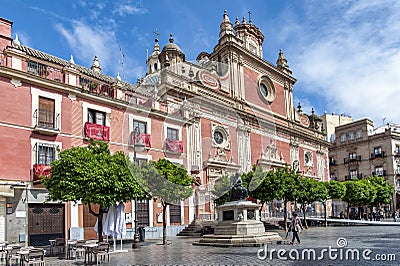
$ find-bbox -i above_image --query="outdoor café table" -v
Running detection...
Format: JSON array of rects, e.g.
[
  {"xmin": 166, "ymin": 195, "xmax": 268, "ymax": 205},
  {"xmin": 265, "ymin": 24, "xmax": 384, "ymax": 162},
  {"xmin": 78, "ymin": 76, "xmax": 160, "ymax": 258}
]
[
  {"xmin": 16, "ymin": 248, "xmax": 30, "ymax": 266},
  {"xmin": 18, "ymin": 247, "xmax": 45, "ymax": 266},
  {"xmin": 66, "ymin": 240, "xmax": 77, "ymax": 260},
  {"xmin": 83, "ymin": 243, "xmax": 98, "ymax": 264}
]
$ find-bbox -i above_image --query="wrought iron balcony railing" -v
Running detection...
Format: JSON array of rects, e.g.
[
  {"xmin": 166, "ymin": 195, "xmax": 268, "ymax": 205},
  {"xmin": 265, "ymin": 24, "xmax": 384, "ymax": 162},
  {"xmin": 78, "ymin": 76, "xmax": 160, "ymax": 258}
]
[{"xmin": 33, "ymin": 109, "xmax": 60, "ymax": 132}]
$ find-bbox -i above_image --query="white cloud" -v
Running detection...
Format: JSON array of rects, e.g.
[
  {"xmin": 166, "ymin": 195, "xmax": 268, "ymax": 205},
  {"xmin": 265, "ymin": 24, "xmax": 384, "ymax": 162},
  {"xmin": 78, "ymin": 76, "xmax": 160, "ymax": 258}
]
[
  {"xmin": 113, "ymin": 2, "xmax": 148, "ymax": 16},
  {"xmin": 284, "ymin": 1, "xmax": 400, "ymax": 124},
  {"xmin": 55, "ymin": 21, "xmax": 121, "ymax": 76}
]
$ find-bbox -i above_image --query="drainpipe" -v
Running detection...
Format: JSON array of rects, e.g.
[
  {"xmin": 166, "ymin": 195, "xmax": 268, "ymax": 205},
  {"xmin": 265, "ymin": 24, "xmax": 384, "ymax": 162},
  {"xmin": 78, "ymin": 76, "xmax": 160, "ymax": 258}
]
[{"xmin": 25, "ymin": 183, "xmax": 28, "ymax": 247}]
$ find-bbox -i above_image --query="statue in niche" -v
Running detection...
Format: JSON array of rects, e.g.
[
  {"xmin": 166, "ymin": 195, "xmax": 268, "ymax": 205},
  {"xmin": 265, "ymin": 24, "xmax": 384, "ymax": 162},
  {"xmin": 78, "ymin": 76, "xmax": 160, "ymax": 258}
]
[
  {"xmin": 265, "ymin": 139, "xmax": 279, "ymax": 160},
  {"xmin": 229, "ymin": 173, "xmax": 248, "ymax": 201}
]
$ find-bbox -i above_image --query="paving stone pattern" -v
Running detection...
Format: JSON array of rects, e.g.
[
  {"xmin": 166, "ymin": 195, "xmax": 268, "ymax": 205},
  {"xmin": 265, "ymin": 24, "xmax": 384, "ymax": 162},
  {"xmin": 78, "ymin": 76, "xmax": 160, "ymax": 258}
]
[{"xmin": 42, "ymin": 226, "xmax": 399, "ymax": 265}]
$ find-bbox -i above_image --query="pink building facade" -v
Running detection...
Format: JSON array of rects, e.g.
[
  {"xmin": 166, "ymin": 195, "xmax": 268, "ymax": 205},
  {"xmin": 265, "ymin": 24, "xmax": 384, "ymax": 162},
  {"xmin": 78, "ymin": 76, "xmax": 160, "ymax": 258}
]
[{"xmin": 0, "ymin": 12, "xmax": 329, "ymax": 245}]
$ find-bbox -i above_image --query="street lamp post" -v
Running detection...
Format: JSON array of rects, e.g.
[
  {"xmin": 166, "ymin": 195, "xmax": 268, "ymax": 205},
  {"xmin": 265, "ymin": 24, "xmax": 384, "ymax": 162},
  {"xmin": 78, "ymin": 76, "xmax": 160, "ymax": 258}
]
[{"xmin": 132, "ymin": 126, "xmax": 143, "ymax": 249}]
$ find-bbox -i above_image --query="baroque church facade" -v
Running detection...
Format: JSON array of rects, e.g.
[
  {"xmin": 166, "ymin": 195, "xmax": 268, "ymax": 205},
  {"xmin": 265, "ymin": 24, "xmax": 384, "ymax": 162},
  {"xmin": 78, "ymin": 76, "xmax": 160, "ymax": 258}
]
[
  {"xmin": 0, "ymin": 11, "xmax": 329, "ymax": 244},
  {"xmin": 143, "ymin": 11, "xmax": 330, "ymax": 218}
]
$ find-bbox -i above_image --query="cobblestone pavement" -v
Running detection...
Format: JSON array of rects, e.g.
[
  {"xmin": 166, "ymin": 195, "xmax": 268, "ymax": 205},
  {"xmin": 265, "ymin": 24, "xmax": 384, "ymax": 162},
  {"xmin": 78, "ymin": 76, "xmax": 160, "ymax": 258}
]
[{"xmin": 39, "ymin": 226, "xmax": 399, "ymax": 265}]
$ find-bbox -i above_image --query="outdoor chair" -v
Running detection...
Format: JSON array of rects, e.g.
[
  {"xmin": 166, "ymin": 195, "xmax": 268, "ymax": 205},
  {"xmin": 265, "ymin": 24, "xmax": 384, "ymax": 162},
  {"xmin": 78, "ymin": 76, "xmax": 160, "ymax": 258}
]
[
  {"xmin": 73, "ymin": 240, "xmax": 86, "ymax": 259},
  {"xmin": 6, "ymin": 245, "xmax": 21, "ymax": 266},
  {"xmin": 0, "ymin": 242, "xmax": 6, "ymax": 262},
  {"xmin": 23, "ymin": 248, "xmax": 45, "ymax": 266},
  {"xmin": 50, "ymin": 238, "xmax": 65, "ymax": 255},
  {"xmin": 92, "ymin": 242, "xmax": 110, "ymax": 265}
]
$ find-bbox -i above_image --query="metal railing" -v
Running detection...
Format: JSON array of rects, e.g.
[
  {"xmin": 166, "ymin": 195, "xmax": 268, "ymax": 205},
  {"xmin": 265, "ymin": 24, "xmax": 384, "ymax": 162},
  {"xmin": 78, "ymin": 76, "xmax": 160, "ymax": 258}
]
[
  {"xmin": 33, "ymin": 109, "xmax": 60, "ymax": 131},
  {"xmin": 370, "ymin": 151, "xmax": 385, "ymax": 159},
  {"xmin": 27, "ymin": 61, "xmax": 63, "ymax": 82},
  {"xmin": 344, "ymin": 155, "xmax": 361, "ymax": 164}
]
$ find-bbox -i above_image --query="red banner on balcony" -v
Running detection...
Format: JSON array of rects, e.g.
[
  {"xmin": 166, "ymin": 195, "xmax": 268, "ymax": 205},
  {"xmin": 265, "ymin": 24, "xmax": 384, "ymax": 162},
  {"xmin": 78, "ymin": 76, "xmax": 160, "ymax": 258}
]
[
  {"xmin": 165, "ymin": 139, "xmax": 183, "ymax": 153},
  {"xmin": 33, "ymin": 164, "xmax": 51, "ymax": 181},
  {"xmin": 131, "ymin": 133, "xmax": 151, "ymax": 148},
  {"xmin": 84, "ymin": 122, "xmax": 110, "ymax": 141}
]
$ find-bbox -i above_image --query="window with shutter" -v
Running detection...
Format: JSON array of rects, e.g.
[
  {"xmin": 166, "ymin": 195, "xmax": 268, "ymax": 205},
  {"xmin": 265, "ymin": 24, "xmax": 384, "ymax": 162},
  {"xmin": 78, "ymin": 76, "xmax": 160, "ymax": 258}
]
[{"xmin": 38, "ymin": 97, "xmax": 55, "ymax": 128}]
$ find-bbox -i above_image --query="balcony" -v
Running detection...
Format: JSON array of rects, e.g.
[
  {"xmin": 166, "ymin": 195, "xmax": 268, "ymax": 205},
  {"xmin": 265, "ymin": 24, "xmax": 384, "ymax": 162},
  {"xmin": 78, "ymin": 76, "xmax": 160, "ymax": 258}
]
[
  {"xmin": 27, "ymin": 60, "xmax": 63, "ymax": 82},
  {"xmin": 84, "ymin": 122, "xmax": 110, "ymax": 141},
  {"xmin": 344, "ymin": 155, "xmax": 361, "ymax": 164},
  {"xmin": 164, "ymin": 139, "xmax": 183, "ymax": 153},
  {"xmin": 370, "ymin": 151, "xmax": 385, "ymax": 159},
  {"xmin": 372, "ymin": 170, "xmax": 387, "ymax": 177},
  {"xmin": 130, "ymin": 132, "xmax": 151, "ymax": 148},
  {"xmin": 33, "ymin": 109, "xmax": 60, "ymax": 135},
  {"xmin": 33, "ymin": 164, "xmax": 51, "ymax": 182},
  {"xmin": 344, "ymin": 173, "xmax": 362, "ymax": 180},
  {"xmin": 80, "ymin": 78, "xmax": 115, "ymax": 98}
]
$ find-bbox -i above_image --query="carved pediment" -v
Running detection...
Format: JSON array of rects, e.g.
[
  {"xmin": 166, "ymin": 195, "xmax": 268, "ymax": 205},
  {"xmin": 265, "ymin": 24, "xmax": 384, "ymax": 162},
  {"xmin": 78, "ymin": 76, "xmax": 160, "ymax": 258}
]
[
  {"xmin": 258, "ymin": 140, "xmax": 286, "ymax": 168},
  {"xmin": 203, "ymin": 149, "xmax": 240, "ymax": 179},
  {"xmin": 371, "ymin": 157, "xmax": 385, "ymax": 167}
]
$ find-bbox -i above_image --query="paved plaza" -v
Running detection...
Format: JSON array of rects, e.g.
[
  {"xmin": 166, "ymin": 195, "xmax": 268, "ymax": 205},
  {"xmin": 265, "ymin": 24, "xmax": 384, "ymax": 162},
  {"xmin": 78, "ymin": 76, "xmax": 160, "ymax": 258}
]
[{"xmin": 37, "ymin": 226, "xmax": 400, "ymax": 265}]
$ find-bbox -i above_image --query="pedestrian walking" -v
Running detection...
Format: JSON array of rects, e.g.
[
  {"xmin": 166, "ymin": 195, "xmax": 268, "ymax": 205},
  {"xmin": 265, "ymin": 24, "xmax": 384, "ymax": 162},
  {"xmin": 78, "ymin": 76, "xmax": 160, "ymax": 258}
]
[
  {"xmin": 289, "ymin": 213, "xmax": 303, "ymax": 245},
  {"xmin": 285, "ymin": 224, "xmax": 291, "ymax": 239}
]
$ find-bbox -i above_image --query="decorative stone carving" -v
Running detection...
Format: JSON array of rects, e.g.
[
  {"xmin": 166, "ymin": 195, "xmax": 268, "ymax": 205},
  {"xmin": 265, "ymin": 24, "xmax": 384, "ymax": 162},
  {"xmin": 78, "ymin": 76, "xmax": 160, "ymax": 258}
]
[
  {"xmin": 215, "ymin": 147, "xmax": 228, "ymax": 162},
  {"xmin": 10, "ymin": 79, "xmax": 22, "ymax": 88},
  {"xmin": 211, "ymin": 123, "xmax": 230, "ymax": 150},
  {"xmin": 68, "ymin": 93, "xmax": 76, "ymax": 101},
  {"xmin": 371, "ymin": 157, "xmax": 385, "ymax": 167},
  {"xmin": 304, "ymin": 150, "xmax": 313, "ymax": 167},
  {"xmin": 264, "ymin": 140, "xmax": 280, "ymax": 160}
]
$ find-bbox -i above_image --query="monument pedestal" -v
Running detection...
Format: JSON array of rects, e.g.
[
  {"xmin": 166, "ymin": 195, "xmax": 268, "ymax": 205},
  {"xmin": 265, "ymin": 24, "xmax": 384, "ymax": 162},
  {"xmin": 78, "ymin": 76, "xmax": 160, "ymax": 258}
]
[{"xmin": 193, "ymin": 200, "xmax": 282, "ymax": 247}]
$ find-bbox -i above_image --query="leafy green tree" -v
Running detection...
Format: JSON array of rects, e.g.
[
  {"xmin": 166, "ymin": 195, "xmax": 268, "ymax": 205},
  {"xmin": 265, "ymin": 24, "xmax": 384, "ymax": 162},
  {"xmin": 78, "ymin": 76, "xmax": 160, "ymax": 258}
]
[
  {"xmin": 246, "ymin": 166, "xmax": 286, "ymax": 223},
  {"xmin": 367, "ymin": 176, "xmax": 394, "ymax": 207},
  {"xmin": 326, "ymin": 180, "xmax": 346, "ymax": 201},
  {"xmin": 343, "ymin": 179, "xmax": 377, "ymax": 219},
  {"xmin": 325, "ymin": 180, "xmax": 346, "ymax": 218},
  {"xmin": 42, "ymin": 139, "xmax": 146, "ymax": 242},
  {"xmin": 278, "ymin": 167, "xmax": 302, "ymax": 231},
  {"xmin": 313, "ymin": 181, "xmax": 329, "ymax": 227},
  {"xmin": 296, "ymin": 177, "xmax": 319, "ymax": 228},
  {"xmin": 138, "ymin": 158, "xmax": 194, "ymax": 245}
]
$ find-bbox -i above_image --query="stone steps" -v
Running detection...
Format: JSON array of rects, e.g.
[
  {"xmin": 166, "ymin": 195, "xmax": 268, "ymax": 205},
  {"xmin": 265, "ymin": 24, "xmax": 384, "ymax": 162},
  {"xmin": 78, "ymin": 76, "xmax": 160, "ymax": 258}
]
[
  {"xmin": 263, "ymin": 221, "xmax": 284, "ymax": 231},
  {"xmin": 177, "ymin": 221, "xmax": 216, "ymax": 236}
]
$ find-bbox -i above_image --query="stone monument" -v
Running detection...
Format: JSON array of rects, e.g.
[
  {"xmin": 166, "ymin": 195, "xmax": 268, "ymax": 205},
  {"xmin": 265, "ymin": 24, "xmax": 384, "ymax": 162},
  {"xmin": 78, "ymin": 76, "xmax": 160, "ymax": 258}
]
[{"xmin": 194, "ymin": 175, "xmax": 282, "ymax": 247}]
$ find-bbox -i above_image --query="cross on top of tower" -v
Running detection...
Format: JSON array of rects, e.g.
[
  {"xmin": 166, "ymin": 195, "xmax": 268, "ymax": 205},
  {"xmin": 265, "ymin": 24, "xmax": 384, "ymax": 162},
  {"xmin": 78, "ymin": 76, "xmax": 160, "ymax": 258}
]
[
  {"xmin": 154, "ymin": 29, "xmax": 159, "ymax": 42},
  {"xmin": 248, "ymin": 11, "xmax": 252, "ymax": 23}
]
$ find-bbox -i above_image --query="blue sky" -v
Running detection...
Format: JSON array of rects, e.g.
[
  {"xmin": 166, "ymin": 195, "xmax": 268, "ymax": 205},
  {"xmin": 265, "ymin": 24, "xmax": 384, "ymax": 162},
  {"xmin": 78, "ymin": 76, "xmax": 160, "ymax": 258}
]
[{"xmin": 3, "ymin": 0, "xmax": 400, "ymax": 125}]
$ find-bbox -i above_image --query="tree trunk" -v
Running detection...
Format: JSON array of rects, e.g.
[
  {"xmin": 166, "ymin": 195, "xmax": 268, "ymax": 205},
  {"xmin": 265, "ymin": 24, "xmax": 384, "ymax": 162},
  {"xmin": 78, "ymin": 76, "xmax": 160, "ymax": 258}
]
[
  {"xmin": 259, "ymin": 201, "xmax": 265, "ymax": 221},
  {"xmin": 302, "ymin": 204, "xmax": 308, "ymax": 229},
  {"xmin": 88, "ymin": 204, "xmax": 105, "ymax": 242},
  {"xmin": 323, "ymin": 202, "xmax": 327, "ymax": 227},
  {"xmin": 283, "ymin": 200, "xmax": 288, "ymax": 232},
  {"xmin": 346, "ymin": 203, "xmax": 350, "ymax": 219},
  {"xmin": 162, "ymin": 202, "xmax": 167, "ymax": 245},
  {"xmin": 97, "ymin": 213, "xmax": 104, "ymax": 242}
]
